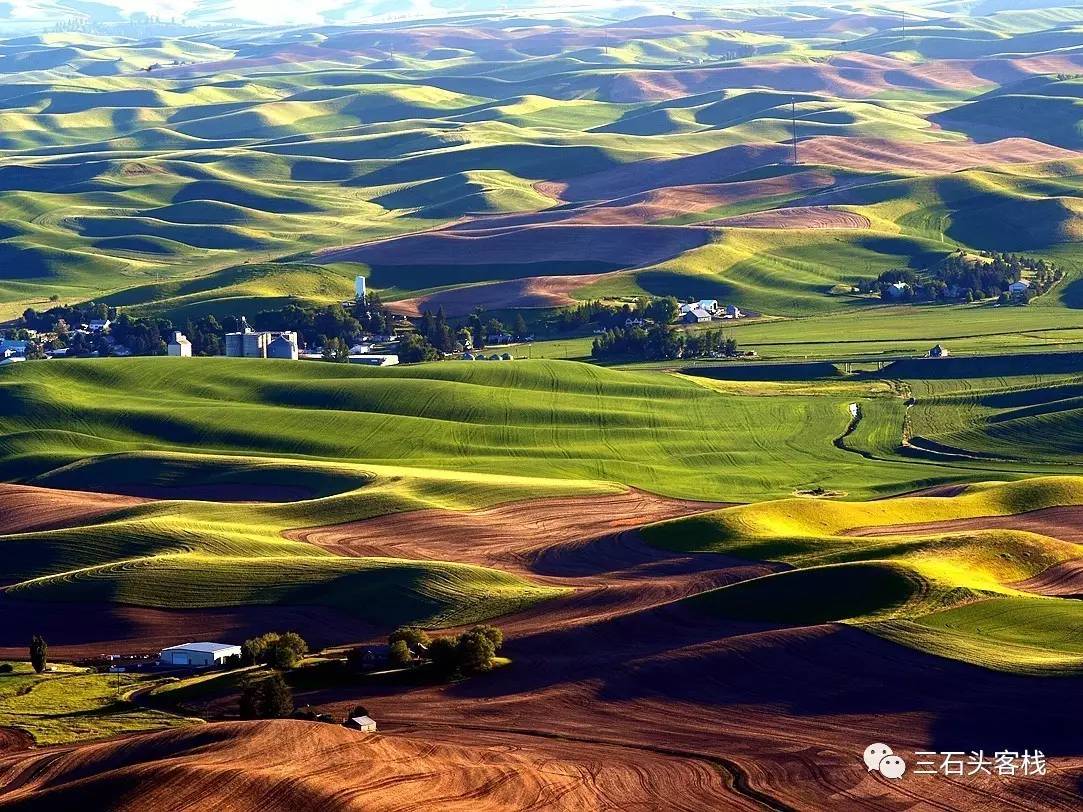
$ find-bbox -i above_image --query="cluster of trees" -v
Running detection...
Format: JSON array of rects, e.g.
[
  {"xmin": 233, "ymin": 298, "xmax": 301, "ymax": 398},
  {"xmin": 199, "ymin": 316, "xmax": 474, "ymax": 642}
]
[
  {"xmin": 360, "ymin": 625, "xmax": 504, "ymax": 679},
  {"xmin": 17, "ymin": 302, "xmax": 112, "ymax": 334},
  {"xmin": 592, "ymin": 326, "xmax": 738, "ymax": 361},
  {"xmin": 240, "ymin": 631, "xmax": 309, "ymax": 669},
  {"xmin": 9, "ymin": 303, "xmax": 187, "ymax": 357},
  {"xmin": 428, "ymin": 625, "xmax": 504, "ymax": 677},
  {"xmin": 549, "ymin": 298, "xmax": 680, "ymax": 333},
  {"xmin": 178, "ymin": 315, "xmax": 225, "ymax": 356},
  {"xmin": 864, "ymin": 252, "xmax": 1061, "ymax": 303}
]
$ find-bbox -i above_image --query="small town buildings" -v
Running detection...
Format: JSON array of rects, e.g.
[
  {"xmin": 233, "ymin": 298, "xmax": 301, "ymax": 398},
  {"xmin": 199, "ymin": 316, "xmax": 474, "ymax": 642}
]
[
  {"xmin": 267, "ymin": 334, "xmax": 299, "ymax": 360},
  {"xmin": 88, "ymin": 319, "xmax": 111, "ymax": 332},
  {"xmin": 167, "ymin": 331, "xmax": 192, "ymax": 357},
  {"xmin": 929, "ymin": 344, "xmax": 949, "ymax": 358},
  {"xmin": 723, "ymin": 304, "xmax": 743, "ymax": 319},
  {"xmin": 1008, "ymin": 279, "xmax": 1031, "ymax": 298},
  {"xmin": 344, "ymin": 715, "xmax": 377, "ymax": 732},
  {"xmin": 696, "ymin": 299, "xmax": 719, "ymax": 314},
  {"xmin": 0, "ymin": 339, "xmax": 27, "ymax": 356},
  {"xmin": 159, "ymin": 642, "xmax": 241, "ymax": 667},
  {"xmin": 682, "ymin": 307, "xmax": 712, "ymax": 324}
]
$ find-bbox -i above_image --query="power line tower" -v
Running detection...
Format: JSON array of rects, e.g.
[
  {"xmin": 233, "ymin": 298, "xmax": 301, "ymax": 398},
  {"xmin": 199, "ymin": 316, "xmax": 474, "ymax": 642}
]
[{"xmin": 790, "ymin": 96, "xmax": 799, "ymax": 165}]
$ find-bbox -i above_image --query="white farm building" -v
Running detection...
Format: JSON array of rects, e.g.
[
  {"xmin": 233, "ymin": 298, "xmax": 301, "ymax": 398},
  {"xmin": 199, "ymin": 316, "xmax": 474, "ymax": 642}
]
[{"xmin": 159, "ymin": 642, "xmax": 241, "ymax": 667}]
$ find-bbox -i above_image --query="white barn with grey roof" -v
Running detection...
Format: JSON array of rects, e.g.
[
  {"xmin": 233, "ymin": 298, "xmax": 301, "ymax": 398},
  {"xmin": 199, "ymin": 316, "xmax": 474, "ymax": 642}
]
[{"xmin": 159, "ymin": 642, "xmax": 241, "ymax": 667}]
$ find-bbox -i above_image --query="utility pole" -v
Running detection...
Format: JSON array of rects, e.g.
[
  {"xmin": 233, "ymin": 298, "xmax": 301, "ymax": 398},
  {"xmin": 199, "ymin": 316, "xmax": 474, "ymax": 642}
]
[{"xmin": 790, "ymin": 97, "xmax": 799, "ymax": 165}]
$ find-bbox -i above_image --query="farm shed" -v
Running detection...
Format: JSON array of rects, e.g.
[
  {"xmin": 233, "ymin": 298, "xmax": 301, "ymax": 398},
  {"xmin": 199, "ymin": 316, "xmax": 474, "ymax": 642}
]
[
  {"xmin": 159, "ymin": 642, "xmax": 241, "ymax": 667},
  {"xmin": 344, "ymin": 715, "xmax": 377, "ymax": 732},
  {"xmin": 682, "ymin": 308, "xmax": 712, "ymax": 324}
]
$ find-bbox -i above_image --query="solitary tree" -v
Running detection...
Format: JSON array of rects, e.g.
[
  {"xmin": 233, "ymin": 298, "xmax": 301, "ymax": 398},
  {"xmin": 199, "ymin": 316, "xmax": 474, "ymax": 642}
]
[
  {"xmin": 259, "ymin": 673, "xmax": 294, "ymax": 718},
  {"xmin": 512, "ymin": 313, "xmax": 529, "ymax": 339},
  {"xmin": 388, "ymin": 639, "xmax": 412, "ymax": 667},
  {"xmin": 30, "ymin": 635, "xmax": 47, "ymax": 674},
  {"xmin": 238, "ymin": 673, "xmax": 294, "ymax": 719}
]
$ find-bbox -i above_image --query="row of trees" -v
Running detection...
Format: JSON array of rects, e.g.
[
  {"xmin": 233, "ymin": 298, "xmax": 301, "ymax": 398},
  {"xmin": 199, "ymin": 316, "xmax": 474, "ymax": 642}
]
[{"xmin": 591, "ymin": 326, "xmax": 739, "ymax": 361}]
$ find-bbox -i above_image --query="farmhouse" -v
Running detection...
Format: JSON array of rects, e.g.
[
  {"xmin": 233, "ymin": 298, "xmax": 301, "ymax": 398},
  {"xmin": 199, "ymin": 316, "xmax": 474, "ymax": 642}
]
[
  {"xmin": 344, "ymin": 715, "xmax": 377, "ymax": 732},
  {"xmin": 1, "ymin": 339, "xmax": 27, "ymax": 357},
  {"xmin": 723, "ymin": 304, "xmax": 743, "ymax": 319},
  {"xmin": 1008, "ymin": 279, "xmax": 1031, "ymax": 298},
  {"xmin": 167, "ymin": 331, "xmax": 192, "ymax": 357},
  {"xmin": 159, "ymin": 642, "xmax": 241, "ymax": 667},
  {"xmin": 929, "ymin": 344, "xmax": 949, "ymax": 358}
]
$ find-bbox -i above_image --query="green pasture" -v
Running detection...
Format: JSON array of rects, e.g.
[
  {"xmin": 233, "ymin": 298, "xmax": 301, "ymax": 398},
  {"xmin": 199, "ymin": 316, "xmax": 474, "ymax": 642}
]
[
  {"xmin": 645, "ymin": 476, "xmax": 1083, "ymax": 674},
  {"xmin": 0, "ymin": 660, "xmax": 192, "ymax": 744}
]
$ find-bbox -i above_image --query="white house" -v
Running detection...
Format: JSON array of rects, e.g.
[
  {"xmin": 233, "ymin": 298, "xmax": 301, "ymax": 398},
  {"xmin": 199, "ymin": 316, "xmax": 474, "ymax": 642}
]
[
  {"xmin": 159, "ymin": 642, "xmax": 241, "ymax": 667},
  {"xmin": 1008, "ymin": 279, "xmax": 1031, "ymax": 298},
  {"xmin": 723, "ymin": 304, "xmax": 743, "ymax": 319},
  {"xmin": 344, "ymin": 715, "xmax": 377, "ymax": 732},
  {"xmin": 0, "ymin": 339, "xmax": 27, "ymax": 356},
  {"xmin": 88, "ymin": 319, "xmax": 111, "ymax": 332},
  {"xmin": 167, "ymin": 331, "xmax": 192, "ymax": 357}
]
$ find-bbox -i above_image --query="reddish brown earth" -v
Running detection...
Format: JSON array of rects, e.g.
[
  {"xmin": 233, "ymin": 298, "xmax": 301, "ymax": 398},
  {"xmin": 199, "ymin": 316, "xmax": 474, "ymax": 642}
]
[
  {"xmin": 3, "ymin": 488, "xmax": 1081, "ymax": 809},
  {"xmin": 0, "ymin": 728, "xmax": 31, "ymax": 755},
  {"xmin": 709, "ymin": 206, "xmax": 871, "ymax": 229},
  {"xmin": 386, "ymin": 273, "xmax": 610, "ymax": 317},
  {"xmin": 847, "ymin": 505, "xmax": 1083, "ymax": 544},
  {"xmin": 275, "ymin": 493, "xmax": 1081, "ymax": 809},
  {"xmin": 0, "ymin": 720, "xmax": 750, "ymax": 811},
  {"xmin": 0, "ymin": 484, "xmax": 146, "ymax": 535}
]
